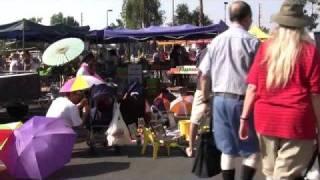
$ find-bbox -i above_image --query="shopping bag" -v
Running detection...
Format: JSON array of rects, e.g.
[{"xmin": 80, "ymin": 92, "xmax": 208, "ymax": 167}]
[
  {"xmin": 192, "ymin": 130, "xmax": 221, "ymax": 178},
  {"xmin": 106, "ymin": 103, "xmax": 132, "ymax": 146}
]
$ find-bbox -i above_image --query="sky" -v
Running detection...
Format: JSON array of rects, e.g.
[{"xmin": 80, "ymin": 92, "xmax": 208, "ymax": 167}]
[{"xmin": 0, "ymin": 0, "xmax": 316, "ymax": 30}]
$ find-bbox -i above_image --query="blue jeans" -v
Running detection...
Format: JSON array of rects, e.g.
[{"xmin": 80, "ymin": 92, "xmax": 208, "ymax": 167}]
[{"xmin": 213, "ymin": 96, "xmax": 259, "ymax": 157}]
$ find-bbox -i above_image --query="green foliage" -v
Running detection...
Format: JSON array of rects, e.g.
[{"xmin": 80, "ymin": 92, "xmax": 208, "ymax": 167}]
[
  {"xmin": 50, "ymin": 12, "xmax": 79, "ymax": 27},
  {"xmin": 110, "ymin": 19, "xmax": 125, "ymax": 28},
  {"xmin": 191, "ymin": 8, "xmax": 212, "ymax": 26},
  {"xmin": 121, "ymin": 0, "xmax": 164, "ymax": 29},
  {"xmin": 175, "ymin": 4, "xmax": 192, "ymax": 25},
  {"xmin": 175, "ymin": 4, "xmax": 212, "ymax": 26},
  {"xmin": 29, "ymin": 17, "xmax": 43, "ymax": 23}
]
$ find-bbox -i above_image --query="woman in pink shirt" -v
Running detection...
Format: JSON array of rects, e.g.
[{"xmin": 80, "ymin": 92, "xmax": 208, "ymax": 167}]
[{"xmin": 77, "ymin": 52, "xmax": 102, "ymax": 80}]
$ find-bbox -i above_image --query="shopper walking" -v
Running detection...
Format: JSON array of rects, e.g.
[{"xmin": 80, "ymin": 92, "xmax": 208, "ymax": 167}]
[
  {"xmin": 199, "ymin": 1, "xmax": 260, "ymax": 180},
  {"xmin": 186, "ymin": 44, "xmax": 210, "ymax": 158},
  {"xmin": 239, "ymin": 0, "xmax": 320, "ymax": 179}
]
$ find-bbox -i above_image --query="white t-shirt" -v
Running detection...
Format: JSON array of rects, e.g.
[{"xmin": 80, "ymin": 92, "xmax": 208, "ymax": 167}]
[
  {"xmin": 9, "ymin": 59, "xmax": 21, "ymax": 72},
  {"xmin": 46, "ymin": 97, "xmax": 82, "ymax": 127}
]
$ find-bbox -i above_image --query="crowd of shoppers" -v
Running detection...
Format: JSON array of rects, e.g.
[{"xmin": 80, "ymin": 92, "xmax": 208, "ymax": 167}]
[{"xmin": 3, "ymin": 50, "xmax": 40, "ymax": 72}]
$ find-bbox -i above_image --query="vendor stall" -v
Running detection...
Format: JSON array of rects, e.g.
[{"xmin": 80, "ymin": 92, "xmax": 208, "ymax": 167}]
[{"xmin": 87, "ymin": 21, "xmax": 228, "ymax": 100}]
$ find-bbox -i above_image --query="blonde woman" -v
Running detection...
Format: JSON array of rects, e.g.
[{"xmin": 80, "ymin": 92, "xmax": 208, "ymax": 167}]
[{"xmin": 239, "ymin": 0, "xmax": 320, "ymax": 179}]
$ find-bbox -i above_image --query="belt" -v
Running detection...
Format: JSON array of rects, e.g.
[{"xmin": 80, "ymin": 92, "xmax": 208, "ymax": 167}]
[{"xmin": 214, "ymin": 92, "xmax": 245, "ymax": 100}]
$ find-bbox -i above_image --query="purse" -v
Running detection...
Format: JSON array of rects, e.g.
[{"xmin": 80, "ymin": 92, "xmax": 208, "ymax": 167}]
[{"xmin": 192, "ymin": 116, "xmax": 221, "ymax": 178}]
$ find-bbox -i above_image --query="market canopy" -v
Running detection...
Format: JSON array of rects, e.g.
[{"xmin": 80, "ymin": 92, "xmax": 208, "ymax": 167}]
[
  {"xmin": 99, "ymin": 21, "xmax": 228, "ymax": 42},
  {"xmin": 0, "ymin": 19, "xmax": 90, "ymax": 42}
]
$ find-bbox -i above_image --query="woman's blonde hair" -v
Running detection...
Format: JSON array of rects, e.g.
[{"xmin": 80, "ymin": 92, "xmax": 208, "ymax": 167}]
[{"xmin": 264, "ymin": 26, "xmax": 311, "ymax": 89}]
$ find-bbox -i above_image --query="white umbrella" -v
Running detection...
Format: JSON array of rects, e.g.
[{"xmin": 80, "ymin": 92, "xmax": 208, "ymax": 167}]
[{"xmin": 42, "ymin": 38, "xmax": 84, "ymax": 66}]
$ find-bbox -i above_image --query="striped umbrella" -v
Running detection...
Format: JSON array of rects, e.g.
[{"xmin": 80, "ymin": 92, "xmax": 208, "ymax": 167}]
[{"xmin": 60, "ymin": 75, "xmax": 105, "ymax": 93}]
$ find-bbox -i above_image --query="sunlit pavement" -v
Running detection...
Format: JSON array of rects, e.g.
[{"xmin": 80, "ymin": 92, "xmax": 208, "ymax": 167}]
[{"xmin": 0, "ymin": 105, "xmax": 264, "ymax": 180}]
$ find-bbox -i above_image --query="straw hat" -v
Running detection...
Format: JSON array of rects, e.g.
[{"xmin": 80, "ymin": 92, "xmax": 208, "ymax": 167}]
[{"xmin": 272, "ymin": 0, "xmax": 312, "ymax": 28}]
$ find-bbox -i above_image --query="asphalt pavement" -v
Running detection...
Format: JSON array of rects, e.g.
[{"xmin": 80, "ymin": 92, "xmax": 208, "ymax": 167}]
[
  {"xmin": 0, "ymin": 141, "xmax": 264, "ymax": 180},
  {"xmin": 0, "ymin": 105, "xmax": 264, "ymax": 180}
]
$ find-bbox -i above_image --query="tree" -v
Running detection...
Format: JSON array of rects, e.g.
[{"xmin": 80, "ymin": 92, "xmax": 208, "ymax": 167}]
[
  {"xmin": 50, "ymin": 12, "xmax": 79, "ymax": 27},
  {"xmin": 110, "ymin": 19, "xmax": 125, "ymax": 28},
  {"xmin": 29, "ymin": 17, "xmax": 43, "ymax": 23},
  {"xmin": 116, "ymin": 19, "xmax": 125, "ymax": 28},
  {"xmin": 50, "ymin": 12, "xmax": 63, "ymax": 25},
  {"xmin": 191, "ymin": 8, "xmax": 212, "ymax": 26},
  {"xmin": 122, "ymin": 0, "xmax": 164, "ymax": 29},
  {"xmin": 175, "ymin": 4, "xmax": 192, "ymax": 25},
  {"xmin": 64, "ymin": 16, "xmax": 80, "ymax": 27},
  {"xmin": 175, "ymin": 4, "xmax": 212, "ymax": 26}
]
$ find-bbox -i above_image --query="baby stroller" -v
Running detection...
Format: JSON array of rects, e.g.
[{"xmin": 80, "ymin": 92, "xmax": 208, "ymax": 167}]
[{"xmin": 86, "ymin": 83, "xmax": 116, "ymax": 151}]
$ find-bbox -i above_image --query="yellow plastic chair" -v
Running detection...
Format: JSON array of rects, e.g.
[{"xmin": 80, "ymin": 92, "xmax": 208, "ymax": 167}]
[
  {"xmin": 178, "ymin": 120, "xmax": 191, "ymax": 141},
  {"xmin": 141, "ymin": 127, "xmax": 177, "ymax": 160}
]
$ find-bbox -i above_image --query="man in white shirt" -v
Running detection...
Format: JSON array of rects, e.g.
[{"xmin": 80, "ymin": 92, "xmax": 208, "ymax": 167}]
[{"xmin": 46, "ymin": 91, "xmax": 90, "ymax": 128}]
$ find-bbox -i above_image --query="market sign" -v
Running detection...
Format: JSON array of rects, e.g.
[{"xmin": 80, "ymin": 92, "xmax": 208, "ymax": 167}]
[{"xmin": 168, "ymin": 66, "xmax": 198, "ymax": 75}]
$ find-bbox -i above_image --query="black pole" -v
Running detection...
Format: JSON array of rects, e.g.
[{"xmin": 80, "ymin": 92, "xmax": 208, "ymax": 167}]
[
  {"xmin": 199, "ymin": 0, "xmax": 204, "ymax": 26},
  {"xmin": 22, "ymin": 19, "xmax": 25, "ymax": 50}
]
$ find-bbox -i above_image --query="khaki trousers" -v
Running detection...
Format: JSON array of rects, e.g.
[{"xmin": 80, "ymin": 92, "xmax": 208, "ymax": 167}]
[{"xmin": 258, "ymin": 135, "xmax": 315, "ymax": 180}]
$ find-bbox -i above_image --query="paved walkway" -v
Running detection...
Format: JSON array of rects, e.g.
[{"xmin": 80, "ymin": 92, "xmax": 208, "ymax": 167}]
[
  {"xmin": 0, "ymin": 141, "xmax": 264, "ymax": 180},
  {"xmin": 0, "ymin": 105, "xmax": 265, "ymax": 180}
]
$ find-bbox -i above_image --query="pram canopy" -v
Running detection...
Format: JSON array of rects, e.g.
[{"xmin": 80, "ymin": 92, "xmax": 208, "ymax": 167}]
[
  {"xmin": 88, "ymin": 83, "xmax": 117, "ymax": 128},
  {"xmin": 91, "ymin": 83, "xmax": 117, "ymax": 100}
]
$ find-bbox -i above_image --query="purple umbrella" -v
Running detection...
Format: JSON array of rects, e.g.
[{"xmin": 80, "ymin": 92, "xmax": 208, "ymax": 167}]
[{"xmin": 0, "ymin": 116, "xmax": 76, "ymax": 180}]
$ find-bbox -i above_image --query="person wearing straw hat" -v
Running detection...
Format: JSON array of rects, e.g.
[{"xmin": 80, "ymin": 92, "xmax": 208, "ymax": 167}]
[{"xmin": 239, "ymin": 0, "xmax": 320, "ymax": 179}]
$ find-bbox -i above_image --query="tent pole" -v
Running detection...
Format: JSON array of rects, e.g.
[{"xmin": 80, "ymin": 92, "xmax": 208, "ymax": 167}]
[
  {"xmin": 127, "ymin": 42, "xmax": 131, "ymax": 62},
  {"xmin": 22, "ymin": 20, "xmax": 25, "ymax": 50}
]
